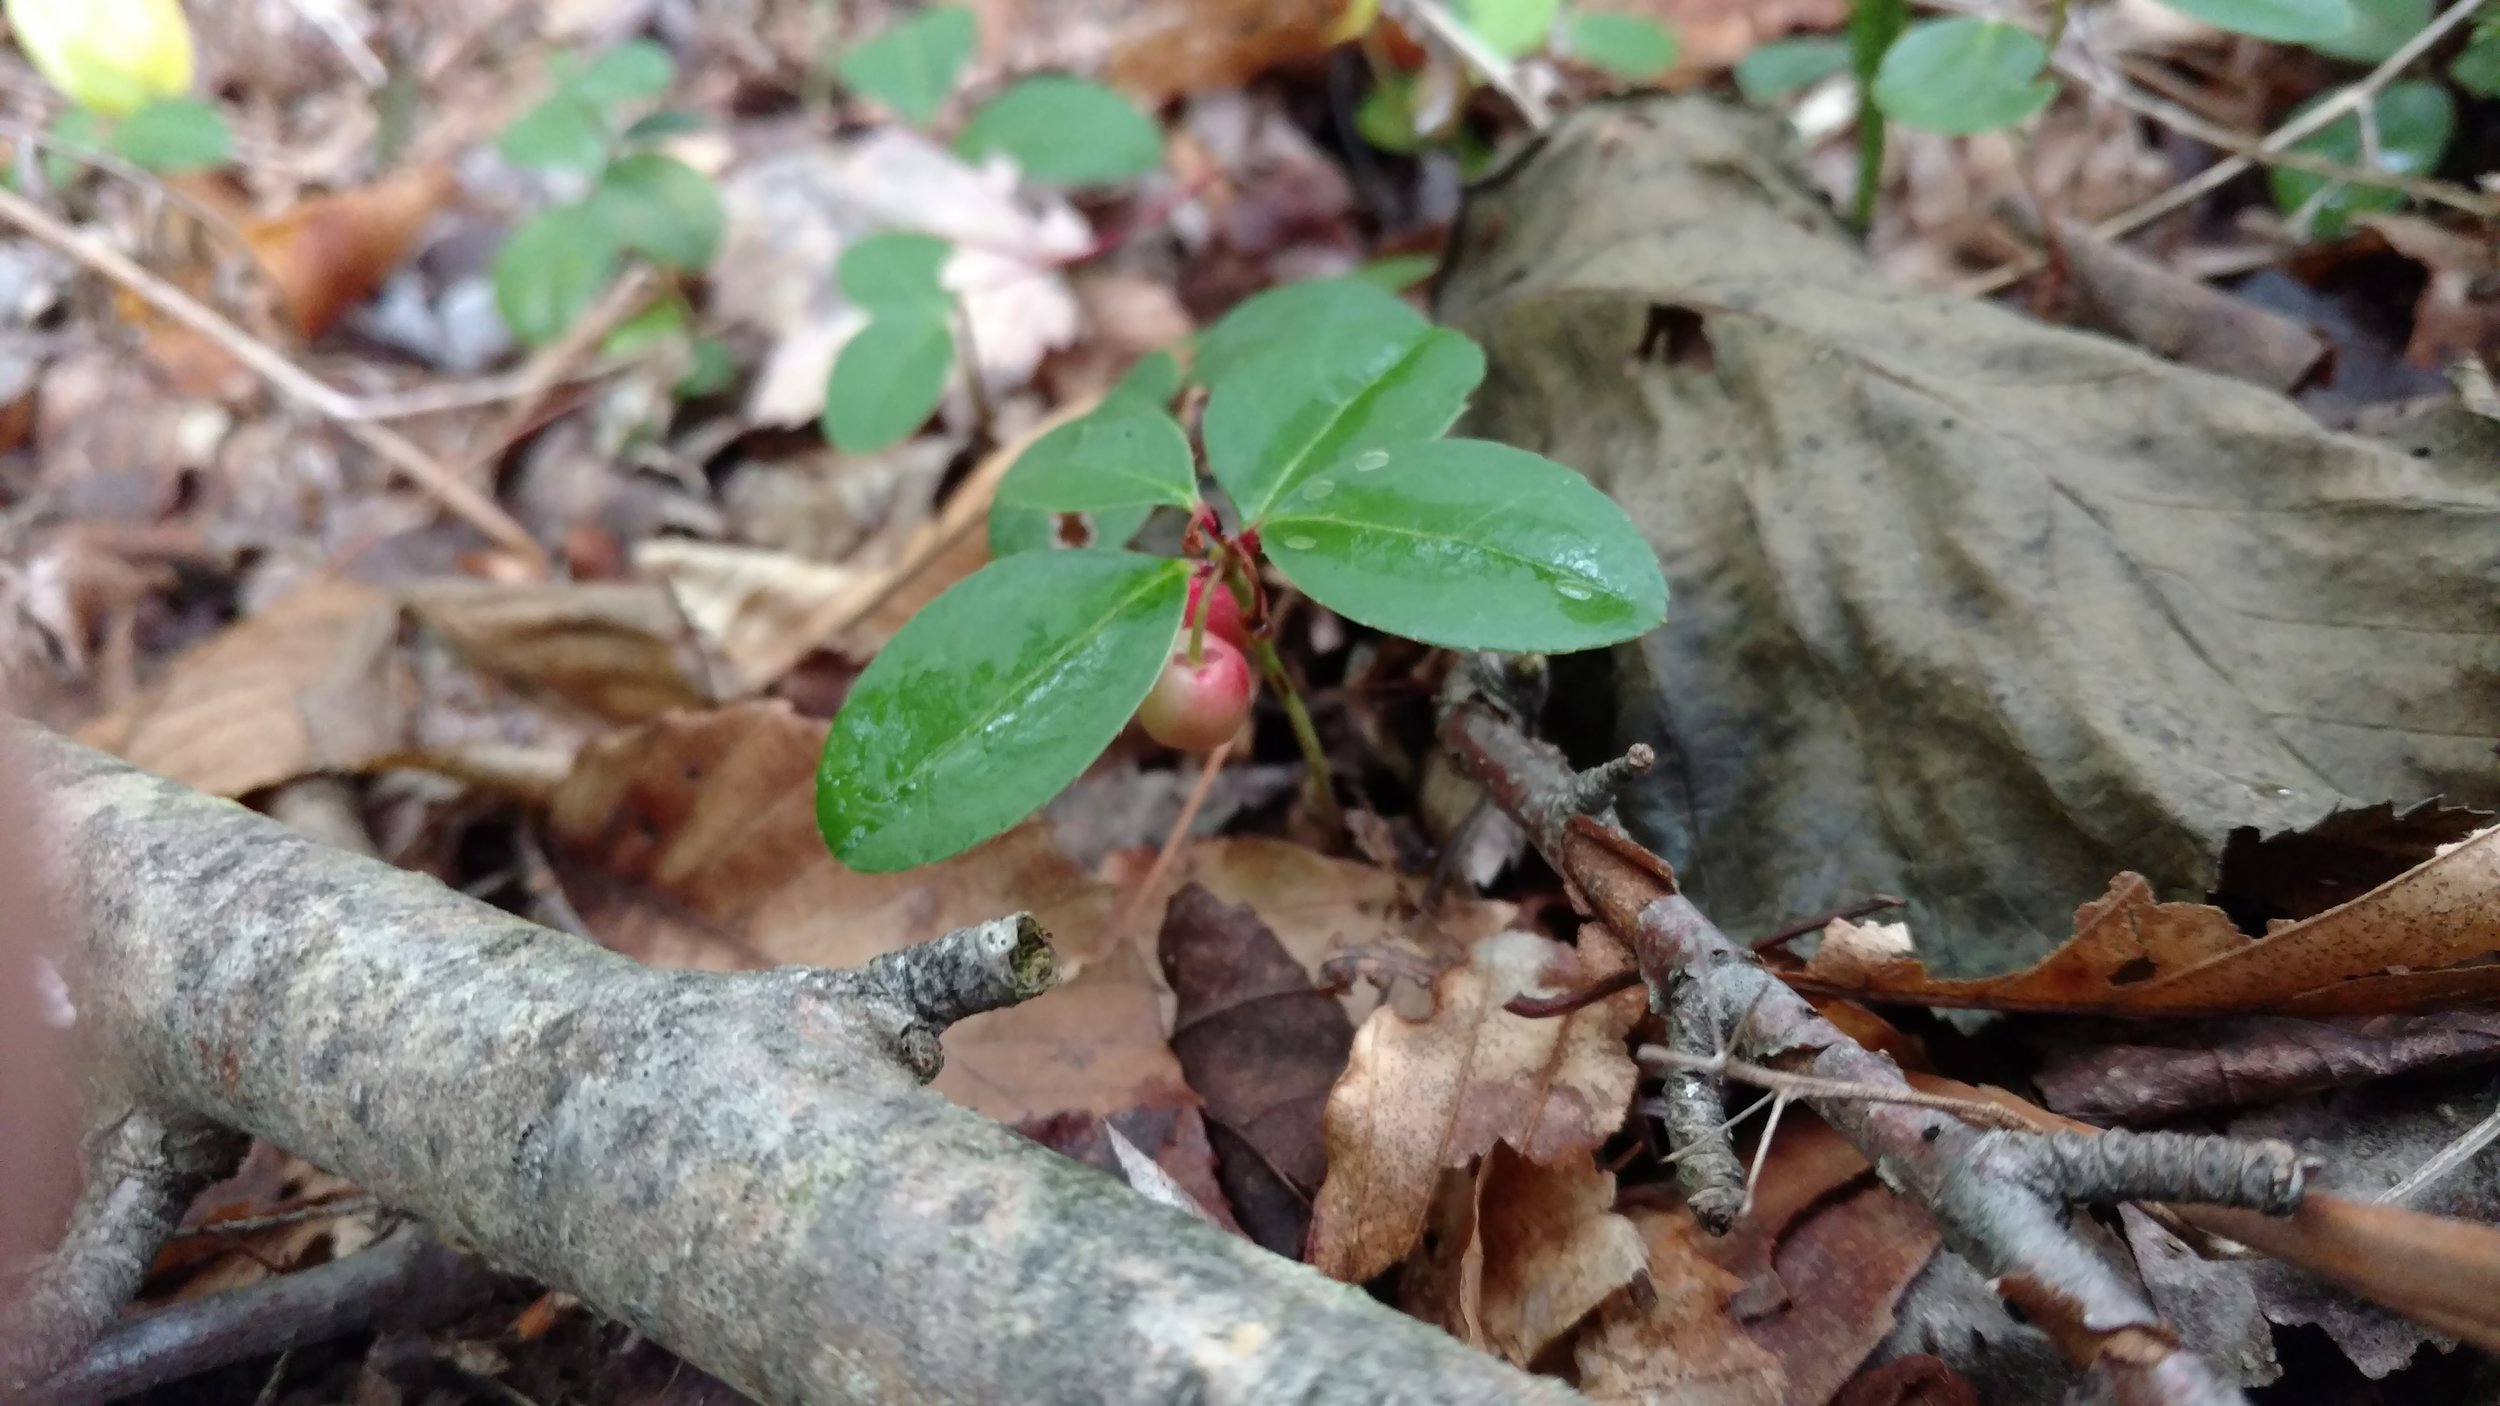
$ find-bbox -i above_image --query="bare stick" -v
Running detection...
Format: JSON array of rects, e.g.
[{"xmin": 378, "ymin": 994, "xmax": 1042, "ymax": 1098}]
[
  {"xmin": 0, "ymin": 184, "xmax": 546, "ymax": 567},
  {"xmin": 1110, "ymin": 739, "xmax": 1235, "ymax": 936},
  {"xmin": 14, "ymin": 724, "xmax": 1577, "ymax": 1406}
]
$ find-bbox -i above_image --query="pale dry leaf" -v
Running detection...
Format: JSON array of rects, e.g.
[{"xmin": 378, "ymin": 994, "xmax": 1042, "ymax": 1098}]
[
  {"xmin": 635, "ymin": 538, "xmax": 867, "ymax": 697},
  {"xmin": 1306, "ymin": 931, "xmax": 1642, "ymax": 1282},
  {"xmin": 1105, "ymin": 1122, "xmax": 1229, "ymax": 1229},
  {"xmin": 402, "ymin": 579, "xmax": 721, "ymax": 723},
  {"xmin": 1474, "ymin": 1144, "xmax": 1647, "ymax": 1366},
  {"xmin": 1578, "ymin": 1208, "xmax": 1788, "ymax": 1406},
  {"xmin": 540, "ymin": 701, "xmax": 1185, "ymax": 1122}
]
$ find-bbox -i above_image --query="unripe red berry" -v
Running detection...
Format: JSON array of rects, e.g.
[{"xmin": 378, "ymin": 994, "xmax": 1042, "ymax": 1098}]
[
  {"xmin": 1185, "ymin": 575, "xmax": 1250, "ymax": 650},
  {"xmin": 1137, "ymin": 633, "xmax": 1253, "ymax": 752}
]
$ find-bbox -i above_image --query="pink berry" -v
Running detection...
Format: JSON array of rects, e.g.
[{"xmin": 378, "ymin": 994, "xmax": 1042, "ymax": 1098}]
[
  {"xmin": 1184, "ymin": 575, "xmax": 1250, "ymax": 650},
  {"xmin": 1137, "ymin": 633, "xmax": 1253, "ymax": 752}
]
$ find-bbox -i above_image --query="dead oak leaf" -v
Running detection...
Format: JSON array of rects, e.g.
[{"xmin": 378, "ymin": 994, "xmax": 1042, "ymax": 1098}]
[
  {"xmin": 1307, "ymin": 931, "xmax": 1642, "ymax": 1282},
  {"xmin": 1408, "ymin": 1144, "xmax": 1647, "ymax": 1367},
  {"xmin": 1578, "ymin": 1207, "xmax": 1787, "ymax": 1406},
  {"xmin": 1797, "ymin": 827, "xmax": 2500, "ymax": 1017}
]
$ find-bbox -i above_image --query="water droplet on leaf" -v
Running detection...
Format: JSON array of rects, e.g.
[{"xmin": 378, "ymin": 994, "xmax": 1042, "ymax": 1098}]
[
  {"xmin": 1279, "ymin": 534, "xmax": 1318, "ymax": 551},
  {"xmin": 1554, "ymin": 580, "xmax": 1595, "ymax": 601},
  {"xmin": 1302, "ymin": 479, "xmax": 1336, "ymax": 500},
  {"xmin": 1353, "ymin": 449, "xmax": 1390, "ymax": 472}
]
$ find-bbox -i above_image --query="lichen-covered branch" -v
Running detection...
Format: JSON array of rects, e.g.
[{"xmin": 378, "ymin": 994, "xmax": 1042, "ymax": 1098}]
[
  {"xmin": 7, "ymin": 723, "xmax": 1581, "ymax": 1406},
  {"xmin": 1438, "ymin": 680, "xmax": 2258, "ymax": 1406}
]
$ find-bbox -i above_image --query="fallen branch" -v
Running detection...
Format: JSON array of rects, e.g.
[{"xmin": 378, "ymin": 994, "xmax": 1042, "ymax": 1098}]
[
  {"xmin": 1437, "ymin": 659, "xmax": 2291, "ymax": 1406},
  {"xmin": 3, "ymin": 724, "xmax": 1579, "ymax": 1406}
]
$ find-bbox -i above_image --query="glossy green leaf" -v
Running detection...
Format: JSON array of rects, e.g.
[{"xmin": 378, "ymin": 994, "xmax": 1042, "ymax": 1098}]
[
  {"xmin": 493, "ymin": 204, "xmax": 621, "ymax": 347},
  {"xmin": 1457, "ymin": 0, "xmax": 1559, "ymax": 57},
  {"xmin": 987, "ymin": 501, "xmax": 1154, "ymax": 557},
  {"xmin": 1734, "ymin": 36, "xmax": 1851, "ymax": 101},
  {"xmin": 822, "ymin": 315, "xmax": 953, "ymax": 452},
  {"xmin": 817, "ymin": 549, "xmax": 1190, "ymax": 870},
  {"xmin": 1354, "ymin": 253, "xmax": 1439, "ymax": 293},
  {"xmin": 575, "ymin": 39, "xmax": 675, "ymax": 106},
  {"xmin": 592, "ymin": 153, "xmax": 724, "ymax": 270},
  {"xmin": 1565, "ymin": 12, "xmax": 1680, "ymax": 80},
  {"xmin": 1203, "ymin": 324, "xmax": 1484, "ymax": 525},
  {"xmin": 1261, "ymin": 439, "xmax": 1666, "ymax": 652},
  {"xmin": 1110, "ymin": 349, "xmax": 1181, "ymax": 406},
  {"xmin": 1870, "ymin": 18, "xmax": 2055, "ymax": 135},
  {"xmin": 2268, "ymin": 79, "xmax": 2454, "ymax": 238},
  {"xmin": 955, "ymin": 76, "xmax": 1162, "ymax": 186},
  {"xmin": 2153, "ymin": 0, "xmax": 2354, "ymax": 43},
  {"xmin": 2450, "ymin": 17, "xmax": 2500, "ymax": 98},
  {"xmin": 498, "ymin": 93, "xmax": 610, "ymax": 172},
  {"xmin": 109, "ymin": 97, "xmax": 231, "ymax": 172},
  {"xmin": 1190, "ymin": 277, "xmax": 1426, "ymax": 391},
  {"xmin": 996, "ymin": 398, "xmax": 1198, "ymax": 513},
  {"xmin": 2306, "ymin": 0, "xmax": 2427, "ymax": 59},
  {"xmin": 838, "ymin": 231, "xmax": 953, "ymax": 316},
  {"xmin": 836, "ymin": 6, "xmax": 976, "ymax": 125}
]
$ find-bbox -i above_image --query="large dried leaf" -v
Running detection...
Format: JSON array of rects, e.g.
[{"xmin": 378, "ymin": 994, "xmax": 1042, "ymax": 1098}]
[
  {"xmin": 1441, "ymin": 97, "xmax": 2500, "ymax": 978},
  {"xmin": 1307, "ymin": 930, "xmax": 1641, "ymax": 1281},
  {"xmin": 77, "ymin": 577, "xmax": 411, "ymax": 797},
  {"xmin": 1160, "ymin": 883, "xmax": 1353, "ymax": 1255},
  {"xmin": 1471, "ymin": 1145, "xmax": 1647, "ymax": 1366},
  {"xmin": 1578, "ymin": 1208, "xmax": 1788, "ymax": 1406},
  {"xmin": 2037, "ymin": 1010, "xmax": 2500, "ymax": 1121},
  {"xmin": 1799, "ymin": 827, "xmax": 2500, "ymax": 1016},
  {"xmin": 542, "ymin": 702, "xmax": 1186, "ymax": 1120},
  {"xmin": 402, "ymin": 580, "xmax": 718, "ymax": 723}
]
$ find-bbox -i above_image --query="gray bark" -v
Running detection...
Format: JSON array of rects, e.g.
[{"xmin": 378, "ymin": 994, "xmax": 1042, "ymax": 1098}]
[{"xmin": 8, "ymin": 724, "xmax": 1579, "ymax": 1406}]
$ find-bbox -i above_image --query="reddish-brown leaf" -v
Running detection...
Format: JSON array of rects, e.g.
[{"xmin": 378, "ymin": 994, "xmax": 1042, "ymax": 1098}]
[{"xmin": 1576, "ymin": 1207, "xmax": 1787, "ymax": 1406}]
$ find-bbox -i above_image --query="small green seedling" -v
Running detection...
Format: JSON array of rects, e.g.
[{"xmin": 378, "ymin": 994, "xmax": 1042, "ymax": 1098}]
[
  {"xmin": 1351, "ymin": 0, "xmax": 1682, "ymax": 159},
  {"xmin": 815, "ymin": 276, "xmax": 1670, "ymax": 873},
  {"xmin": 820, "ymin": 8, "xmax": 1164, "ymax": 454},
  {"xmin": 492, "ymin": 40, "xmax": 725, "ymax": 347}
]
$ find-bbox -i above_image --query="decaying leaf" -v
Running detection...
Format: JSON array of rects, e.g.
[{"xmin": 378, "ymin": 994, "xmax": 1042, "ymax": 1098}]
[
  {"xmin": 1160, "ymin": 883, "xmax": 1353, "ymax": 1255},
  {"xmin": 1442, "ymin": 97, "xmax": 2500, "ymax": 981},
  {"xmin": 1019, "ymin": 1105, "xmax": 1242, "ymax": 1235},
  {"xmin": 247, "ymin": 162, "xmax": 459, "ymax": 339},
  {"xmin": 542, "ymin": 702, "xmax": 1186, "ymax": 1121},
  {"xmin": 2037, "ymin": 1011, "xmax": 2500, "ymax": 1122},
  {"xmin": 1798, "ymin": 827, "xmax": 2500, "ymax": 1017},
  {"xmin": 634, "ymin": 538, "xmax": 867, "ymax": 698},
  {"xmin": 1472, "ymin": 1144, "xmax": 1647, "ymax": 1365},
  {"xmin": 402, "ymin": 579, "xmax": 719, "ymax": 723},
  {"xmin": 1307, "ymin": 930, "xmax": 1641, "ymax": 1281},
  {"xmin": 1578, "ymin": 1207, "xmax": 1788, "ymax": 1406}
]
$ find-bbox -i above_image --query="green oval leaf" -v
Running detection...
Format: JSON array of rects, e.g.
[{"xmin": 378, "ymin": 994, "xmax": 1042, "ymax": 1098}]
[
  {"xmin": 575, "ymin": 39, "xmax": 676, "ymax": 106},
  {"xmin": 1871, "ymin": 18, "xmax": 2056, "ymax": 135},
  {"xmin": 498, "ymin": 93, "xmax": 610, "ymax": 172},
  {"xmin": 988, "ymin": 502, "xmax": 1154, "ymax": 557},
  {"xmin": 822, "ymin": 315, "xmax": 954, "ymax": 452},
  {"xmin": 1565, "ymin": 12, "xmax": 1680, "ymax": 81},
  {"xmin": 837, "ymin": 5, "xmax": 977, "ymax": 125},
  {"xmin": 1457, "ymin": 0, "xmax": 1559, "ymax": 57},
  {"xmin": 42, "ymin": 107, "xmax": 105, "ymax": 190},
  {"xmin": 955, "ymin": 76, "xmax": 1162, "ymax": 186},
  {"xmin": 1261, "ymin": 439, "xmax": 1666, "ymax": 652},
  {"xmin": 2268, "ymin": 79, "xmax": 2454, "ymax": 238},
  {"xmin": 2307, "ymin": 0, "xmax": 2428, "ymax": 60},
  {"xmin": 1192, "ymin": 277, "xmax": 1426, "ymax": 391},
  {"xmin": 1203, "ymin": 324, "xmax": 1484, "ymax": 525},
  {"xmin": 1110, "ymin": 349, "xmax": 1182, "ymax": 406},
  {"xmin": 996, "ymin": 399, "xmax": 1198, "ymax": 513},
  {"xmin": 621, "ymin": 108, "xmax": 707, "ymax": 143},
  {"xmin": 1354, "ymin": 253, "xmax": 1440, "ymax": 293},
  {"xmin": 1734, "ymin": 37, "xmax": 1852, "ymax": 101},
  {"xmin": 2455, "ymin": 17, "xmax": 2500, "ymax": 99},
  {"xmin": 839, "ymin": 231, "xmax": 954, "ymax": 317},
  {"xmin": 493, "ymin": 204, "xmax": 622, "ymax": 347},
  {"xmin": 592, "ymin": 153, "xmax": 724, "ymax": 270},
  {"xmin": 817, "ymin": 549, "xmax": 1190, "ymax": 870},
  {"xmin": 2154, "ymin": 0, "xmax": 2355, "ymax": 43},
  {"xmin": 109, "ymin": 97, "xmax": 232, "ymax": 173}
]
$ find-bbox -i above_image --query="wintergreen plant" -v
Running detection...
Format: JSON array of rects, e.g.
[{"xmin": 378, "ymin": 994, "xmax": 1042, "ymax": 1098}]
[
  {"xmin": 491, "ymin": 40, "xmax": 725, "ymax": 347},
  {"xmin": 822, "ymin": 6, "xmax": 1164, "ymax": 453},
  {"xmin": 814, "ymin": 276, "xmax": 1669, "ymax": 872}
]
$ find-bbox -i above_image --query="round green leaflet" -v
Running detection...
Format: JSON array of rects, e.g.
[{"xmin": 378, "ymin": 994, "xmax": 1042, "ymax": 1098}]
[
  {"xmin": 1870, "ymin": 18, "xmax": 2056, "ymax": 136},
  {"xmin": 1259, "ymin": 439, "xmax": 1668, "ymax": 653},
  {"xmin": 817, "ymin": 549, "xmax": 1191, "ymax": 872},
  {"xmin": 836, "ymin": 6, "xmax": 977, "ymax": 125},
  {"xmin": 494, "ymin": 204, "xmax": 622, "ymax": 347},
  {"xmin": 1190, "ymin": 277, "xmax": 1426, "ymax": 391},
  {"xmin": 822, "ymin": 315, "xmax": 954, "ymax": 453},
  {"xmin": 592, "ymin": 153, "xmax": 725, "ymax": 271},
  {"xmin": 2268, "ymin": 80, "xmax": 2454, "ymax": 238},
  {"xmin": 954, "ymin": 76, "xmax": 1162, "ymax": 187},
  {"xmin": 1202, "ymin": 324, "xmax": 1484, "ymax": 526}
]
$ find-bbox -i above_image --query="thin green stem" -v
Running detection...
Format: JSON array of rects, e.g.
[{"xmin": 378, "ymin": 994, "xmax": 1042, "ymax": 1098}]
[{"xmin": 1249, "ymin": 635, "xmax": 1342, "ymax": 836}]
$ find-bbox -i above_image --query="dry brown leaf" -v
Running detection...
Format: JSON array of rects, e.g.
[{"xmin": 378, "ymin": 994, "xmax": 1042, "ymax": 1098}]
[
  {"xmin": 247, "ymin": 163, "xmax": 458, "ymax": 340},
  {"xmin": 1109, "ymin": 836, "xmax": 1516, "ymax": 1022},
  {"xmin": 1306, "ymin": 930, "xmax": 1641, "ymax": 1282},
  {"xmin": 77, "ymin": 576, "xmax": 411, "ymax": 798},
  {"xmin": 1577, "ymin": 1207, "xmax": 1788, "ymax": 1406},
  {"xmin": 1798, "ymin": 829, "xmax": 2500, "ymax": 1016},
  {"xmin": 402, "ymin": 580, "xmax": 719, "ymax": 723},
  {"xmin": 541, "ymin": 702, "xmax": 1185, "ymax": 1121},
  {"xmin": 1474, "ymin": 1144, "xmax": 1647, "ymax": 1364},
  {"xmin": 634, "ymin": 539, "xmax": 867, "ymax": 697}
]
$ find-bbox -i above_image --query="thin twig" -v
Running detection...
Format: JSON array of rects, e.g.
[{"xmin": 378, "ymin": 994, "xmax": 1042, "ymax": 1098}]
[
  {"xmin": 0, "ymin": 183, "xmax": 547, "ymax": 567},
  {"xmin": 1749, "ymin": 894, "xmax": 1907, "ymax": 953},
  {"xmin": 1110, "ymin": 739, "xmax": 1234, "ymax": 936},
  {"xmin": 170, "ymin": 1196, "xmax": 378, "ymax": 1241},
  {"xmin": 2379, "ymin": 1099, "xmax": 2500, "ymax": 1206},
  {"xmin": 0, "ymin": 117, "xmax": 256, "ymax": 258},
  {"xmin": 453, "ymin": 266, "xmax": 659, "ymax": 484},
  {"xmin": 1637, "ymin": 1044, "xmax": 2041, "ymax": 1131}
]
